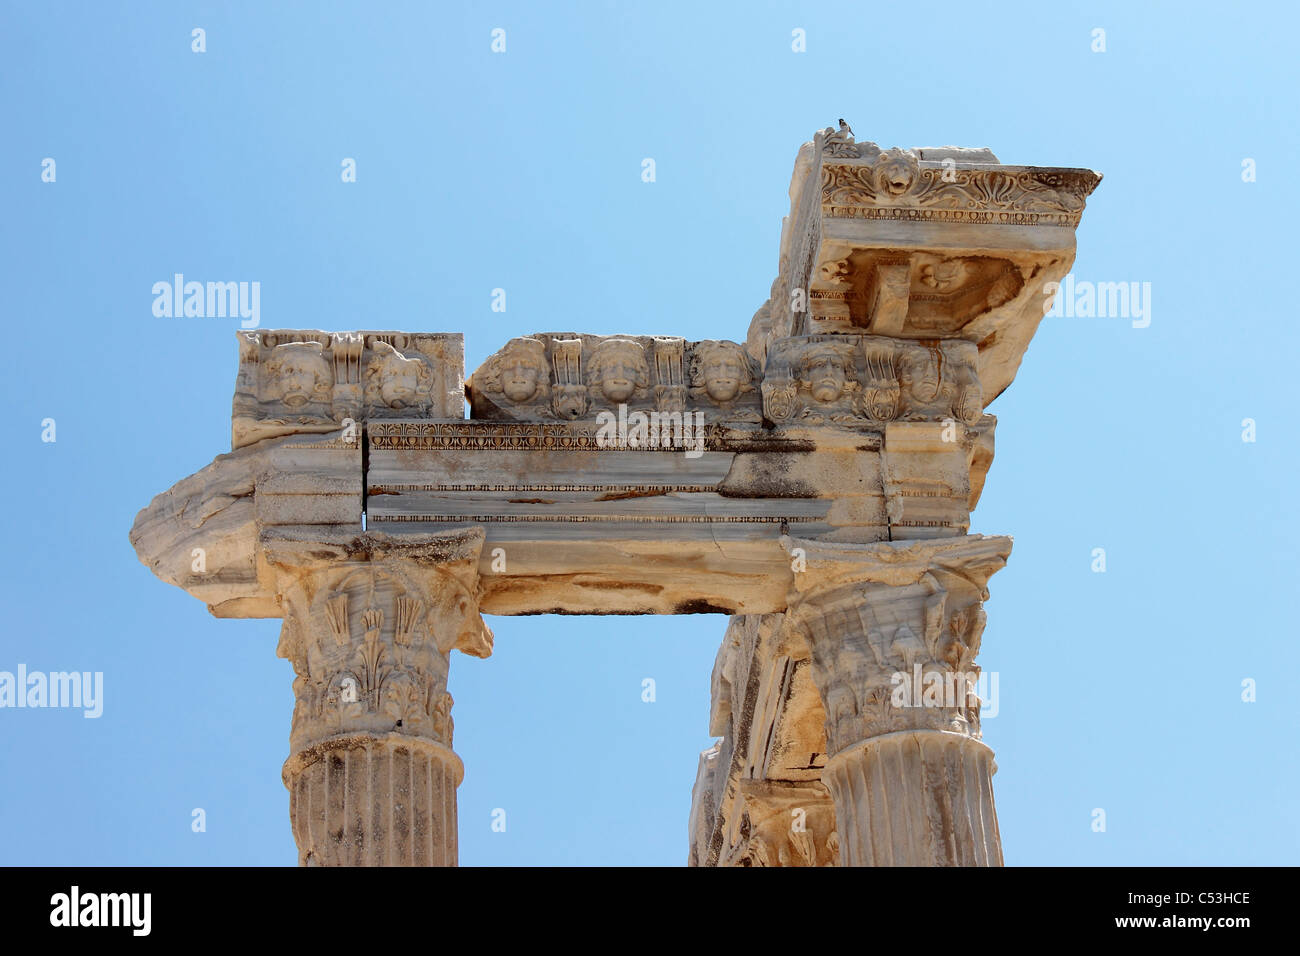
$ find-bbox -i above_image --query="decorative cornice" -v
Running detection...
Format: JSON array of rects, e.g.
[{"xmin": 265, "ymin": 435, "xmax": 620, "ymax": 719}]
[
  {"xmin": 822, "ymin": 163, "xmax": 1101, "ymax": 227},
  {"xmin": 814, "ymin": 128, "xmax": 1101, "ymax": 228}
]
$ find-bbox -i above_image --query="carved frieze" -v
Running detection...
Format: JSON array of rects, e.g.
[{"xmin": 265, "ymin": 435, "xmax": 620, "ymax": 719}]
[
  {"xmin": 816, "ymin": 127, "xmax": 1100, "ymax": 228},
  {"xmin": 761, "ymin": 334, "xmax": 983, "ymax": 427},
  {"xmin": 468, "ymin": 333, "xmax": 763, "ymax": 424},
  {"xmin": 232, "ymin": 330, "xmax": 465, "ymax": 448}
]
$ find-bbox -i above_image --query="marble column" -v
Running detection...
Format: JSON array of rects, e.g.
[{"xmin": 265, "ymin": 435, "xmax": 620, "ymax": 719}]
[
  {"xmin": 782, "ymin": 533, "xmax": 1011, "ymax": 866},
  {"xmin": 263, "ymin": 528, "xmax": 493, "ymax": 867}
]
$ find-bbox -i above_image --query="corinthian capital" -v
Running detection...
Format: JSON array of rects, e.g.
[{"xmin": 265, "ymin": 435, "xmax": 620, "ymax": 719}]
[
  {"xmin": 262, "ymin": 527, "xmax": 492, "ymax": 756},
  {"xmin": 780, "ymin": 534, "xmax": 1010, "ymax": 755}
]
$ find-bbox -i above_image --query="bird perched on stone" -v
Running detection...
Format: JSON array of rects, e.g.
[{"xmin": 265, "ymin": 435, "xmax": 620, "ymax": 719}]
[{"xmin": 838, "ymin": 118, "xmax": 853, "ymax": 137}]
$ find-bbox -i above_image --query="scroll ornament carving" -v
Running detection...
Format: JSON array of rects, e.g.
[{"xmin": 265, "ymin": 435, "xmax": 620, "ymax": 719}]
[
  {"xmin": 812, "ymin": 123, "xmax": 1100, "ymax": 228},
  {"xmin": 820, "ymin": 148, "xmax": 1097, "ymax": 223},
  {"xmin": 761, "ymin": 335, "xmax": 984, "ymax": 427}
]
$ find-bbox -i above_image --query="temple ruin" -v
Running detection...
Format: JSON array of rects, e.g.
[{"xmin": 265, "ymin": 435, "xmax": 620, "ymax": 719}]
[{"xmin": 130, "ymin": 126, "xmax": 1101, "ymax": 866}]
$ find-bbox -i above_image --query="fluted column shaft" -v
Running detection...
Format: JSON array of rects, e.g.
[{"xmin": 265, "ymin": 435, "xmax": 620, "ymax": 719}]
[
  {"xmin": 823, "ymin": 730, "xmax": 1000, "ymax": 866},
  {"xmin": 284, "ymin": 734, "xmax": 461, "ymax": 866}
]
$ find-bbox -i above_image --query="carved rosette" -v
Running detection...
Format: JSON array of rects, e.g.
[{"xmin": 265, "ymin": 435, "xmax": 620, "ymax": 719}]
[
  {"xmin": 264, "ymin": 528, "xmax": 492, "ymax": 866},
  {"xmin": 781, "ymin": 534, "xmax": 1010, "ymax": 866}
]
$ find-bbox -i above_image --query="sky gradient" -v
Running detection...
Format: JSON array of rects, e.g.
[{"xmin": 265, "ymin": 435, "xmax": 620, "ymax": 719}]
[{"xmin": 1, "ymin": 0, "xmax": 1296, "ymax": 866}]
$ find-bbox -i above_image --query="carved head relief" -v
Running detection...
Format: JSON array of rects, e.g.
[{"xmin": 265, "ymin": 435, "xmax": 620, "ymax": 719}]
[
  {"xmin": 367, "ymin": 341, "xmax": 433, "ymax": 410},
  {"xmin": 899, "ymin": 345, "xmax": 942, "ymax": 404},
  {"xmin": 264, "ymin": 342, "xmax": 332, "ymax": 408},
  {"xmin": 487, "ymin": 337, "xmax": 548, "ymax": 404},
  {"xmin": 873, "ymin": 148, "xmax": 919, "ymax": 197},
  {"xmin": 586, "ymin": 337, "xmax": 648, "ymax": 403},
  {"xmin": 797, "ymin": 342, "xmax": 856, "ymax": 404},
  {"xmin": 691, "ymin": 340, "xmax": 754, "ymax": 404}
]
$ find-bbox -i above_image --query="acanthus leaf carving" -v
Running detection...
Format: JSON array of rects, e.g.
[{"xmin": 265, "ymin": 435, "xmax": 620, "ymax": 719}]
[
  {"xmin": 268, "ymin": 533, "xmax": 489, "ymax": 755},
  {"xmin": 785, "ymin": 536, "xmax": 1010, "ymax": 754}
]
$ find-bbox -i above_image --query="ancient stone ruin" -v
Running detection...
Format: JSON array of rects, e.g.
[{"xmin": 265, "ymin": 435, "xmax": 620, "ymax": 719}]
[{"xmin": 130, "ymin": 126, "xmax": 1101, "ymax": 866}]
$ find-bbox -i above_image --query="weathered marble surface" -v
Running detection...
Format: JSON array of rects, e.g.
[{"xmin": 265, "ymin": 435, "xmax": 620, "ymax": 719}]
[{"xmin": 129, "ymin": 125, "xmax": 1100, "ymax": 867}]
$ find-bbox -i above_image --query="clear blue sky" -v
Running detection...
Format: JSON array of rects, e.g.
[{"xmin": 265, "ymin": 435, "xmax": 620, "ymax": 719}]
[{"xmin": 1, "ymin": 1, "xmax": 1295, "ymax": 866}]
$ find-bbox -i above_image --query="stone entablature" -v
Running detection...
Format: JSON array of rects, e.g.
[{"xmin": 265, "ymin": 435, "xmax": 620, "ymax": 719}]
[{"xmin": 129, "ymin": 125, "xmax": 1101, "ymax": 868}]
